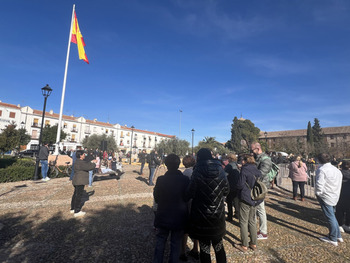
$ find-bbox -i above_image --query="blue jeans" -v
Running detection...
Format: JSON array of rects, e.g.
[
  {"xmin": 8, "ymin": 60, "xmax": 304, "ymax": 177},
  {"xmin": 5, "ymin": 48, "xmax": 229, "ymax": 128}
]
[
  {"xmin": 140, "ymin": 162, "xmax": 145, "ymax": 174},
  {"xmin": 40, "ymin": 160, "xmax": 48, "ymax": 179},
  {"xmin": 88, "ymin": 170, "xmax": 94, "ymax": 186},
  {"xmin": 149, "ymin": 167, "xmax": 156, "ymax": 186},
  {"xmin": 317, "ymin": 197, "xmax": 342, "ymax": 242},
  {"xmin": 153, "ymin": 228, "xmax": 183, "ymax": 263},
  {"xmin": 70, "ymin": 168, "xmax": 75, "ymax": 180}
]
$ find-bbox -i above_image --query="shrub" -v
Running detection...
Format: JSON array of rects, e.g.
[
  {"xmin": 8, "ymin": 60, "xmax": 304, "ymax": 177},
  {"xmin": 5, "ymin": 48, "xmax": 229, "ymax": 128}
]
[
  {"xmin": 0, "ymin": 166, "xmax": 35, "ymax": 183},
  {"xmin": 0, "ymin": 156, "xmax": 18, "ymax": 169},
  {"xmin": 12, "ymin": 159, "xmax": 35, "ymax": 167}
]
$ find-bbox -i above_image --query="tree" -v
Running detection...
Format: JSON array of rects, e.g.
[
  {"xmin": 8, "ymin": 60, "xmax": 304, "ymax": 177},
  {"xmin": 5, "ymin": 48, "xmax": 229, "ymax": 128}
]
[
  {"xmin": 196, "ymin": 137, "xmax": 229, "ymax": 155},
  {"xmin": 82, "ymin": 134, "xmax": 117, "ymax": 152},
  {"xmin": 306, "ymin": 121, "xmax": 314, "ymax": 155},
  {"xmin": 18, "ymin": 128, "xmax": 31, "ymax": 149},
  {"xmin": 228, "ymin": 117, "xmax": 260, "ymax": 152},
  {"xmin": 155, "ymin": 138, "xmax": 190, "ymax": 157},
  {"xmin": 312, "ymin": 118, "xmax": 327, "ymax": 155},
  {"xmin": 41, "ymin": 124, "xmax": 67, "ymax": 144},
  {"xmin": 0, "ymin": 124, "xmax": 20, "ymax": 154}
]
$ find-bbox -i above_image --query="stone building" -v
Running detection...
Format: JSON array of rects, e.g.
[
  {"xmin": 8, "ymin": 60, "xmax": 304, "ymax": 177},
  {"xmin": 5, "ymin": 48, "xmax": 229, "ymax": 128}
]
[
  {"xmin": 259, "ymin": 126, "xmax": 350, "ymax": 158},
  {"xmin": 0, "ymin": 101, "xmax": 175, "ymax": 154}
]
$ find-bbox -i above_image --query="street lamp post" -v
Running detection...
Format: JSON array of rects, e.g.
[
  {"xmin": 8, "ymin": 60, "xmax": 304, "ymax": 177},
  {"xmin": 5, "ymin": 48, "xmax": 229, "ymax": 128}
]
[
  {"xmin": 191, "ymin": 129, "xmax": 195, "ymax": 155},
  {"xmin": 129, "ymin": 125, "xmax": 134, "ymax": 165},
  {"xmin": 179, "ymin": 110, "xmax": 182, "ymax": 139},
  {"xmin": 264, "ymin": 131, "xmax": 268, "ymax": 151},
  {"xmin": 34, "ymin": 84, "xmax": 52, "ymax": 180}
]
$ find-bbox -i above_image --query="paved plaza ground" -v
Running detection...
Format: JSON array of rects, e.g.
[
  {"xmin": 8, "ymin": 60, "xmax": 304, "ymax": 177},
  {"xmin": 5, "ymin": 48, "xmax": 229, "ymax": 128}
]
[{"xmin": 0, "ymin": 164, "xmax": 349, "ymax": 262}]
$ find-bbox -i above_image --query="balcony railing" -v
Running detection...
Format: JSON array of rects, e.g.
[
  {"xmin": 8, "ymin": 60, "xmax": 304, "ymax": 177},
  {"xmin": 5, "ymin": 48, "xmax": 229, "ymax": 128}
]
[
  {"xmin": 32, "ymin": 123, "xmax": 39, "ymax": 127},
  {"xmin": 71, "ymin": 129, "xmax": 78, "ymax": 133}
]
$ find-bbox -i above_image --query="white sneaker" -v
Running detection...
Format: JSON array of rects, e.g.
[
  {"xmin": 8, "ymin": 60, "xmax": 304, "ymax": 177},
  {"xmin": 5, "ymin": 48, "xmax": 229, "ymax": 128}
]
[
  {"xmin": 338, "ymin": 238, "xmax": 344, "ymax": 243},
  {"xmin": 70, "ymin": 210, "xmax": 74, "ymax": 214},
  {"xmin": 45, "ymin": 177, "xmax": 50, "ymax": 181},
  {"xmin": 340, "ymin": 226, "xmax": 345, "ymax": 233},
  {"xmin": 74, "ymin": 211, "xmax": 86, "ymax": 217},
  {"xmin": 41, "ymin": 178, "xmax": 46, "ymax": 181},
  {"xmin": 319, "ymin": 236, "xmax": 338, "ymax": 246}
]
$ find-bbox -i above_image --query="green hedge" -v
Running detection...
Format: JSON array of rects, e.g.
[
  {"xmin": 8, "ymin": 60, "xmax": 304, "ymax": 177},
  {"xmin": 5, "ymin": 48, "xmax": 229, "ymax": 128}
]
[
  {"xmin": 0, "ymin": 158, "xmax": 69, "ymax": 183},
  {"xmin": 0, "ymin": 156, "xmax": 18, "ymax": 169},
  {"xmin": 0, "ymin": 166, "xmax": 36, "ymax": 183}
]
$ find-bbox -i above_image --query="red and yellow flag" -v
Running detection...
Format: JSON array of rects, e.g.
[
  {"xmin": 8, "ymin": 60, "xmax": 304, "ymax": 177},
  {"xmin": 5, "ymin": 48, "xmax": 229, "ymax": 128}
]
[{"xmin": 71, "ymin": 11, "xmax": 89, "ymax": 64}]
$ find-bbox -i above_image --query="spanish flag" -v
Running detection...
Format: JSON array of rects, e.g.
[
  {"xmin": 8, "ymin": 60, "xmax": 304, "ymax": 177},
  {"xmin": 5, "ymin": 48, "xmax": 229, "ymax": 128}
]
[{"xmin": 71, "ymin": 11, "xmax": 89, "ymax": 64}]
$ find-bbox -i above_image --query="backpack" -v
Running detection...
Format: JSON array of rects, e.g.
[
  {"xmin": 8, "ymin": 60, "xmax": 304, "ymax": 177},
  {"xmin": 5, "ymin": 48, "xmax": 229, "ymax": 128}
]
[
  {"xmin": 246, "ymin": 179, "xmax": 268, "ymax": 201},
  {"xmin": 261, "ymin": 155, "xmax": 279, "ymax": 182}
]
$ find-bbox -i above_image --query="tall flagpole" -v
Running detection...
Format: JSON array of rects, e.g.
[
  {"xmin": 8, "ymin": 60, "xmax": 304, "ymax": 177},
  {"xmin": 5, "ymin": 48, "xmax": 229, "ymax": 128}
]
[{"xmin": 54, "ymin": 4, "xmax": 75, "ymax": 155}]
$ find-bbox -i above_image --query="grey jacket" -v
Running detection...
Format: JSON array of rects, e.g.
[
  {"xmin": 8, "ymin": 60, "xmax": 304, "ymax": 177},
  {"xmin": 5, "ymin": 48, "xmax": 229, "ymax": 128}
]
[
  {"xmin": 256, "ymin": 153, "xmax": 272, "ymax": 188},
  {"xmin": 38, "ymin": 145, "xmax": 49, "ymax": 160},
  {"xmin": 72, "ymin": 159, "xmax": 96, "ymax": 186}
]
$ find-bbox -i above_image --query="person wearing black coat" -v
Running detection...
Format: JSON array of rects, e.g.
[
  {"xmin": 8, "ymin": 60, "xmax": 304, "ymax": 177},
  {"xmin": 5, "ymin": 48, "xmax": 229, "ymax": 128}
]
[
  {"xmin": 235, "ymin": 154, "xmax": 262, "ymax": 252},
  {"xmin": 185, "ymin": 148, "xmax": 229, "ymax": 263},
  {"xmin": 148, "ymin": 150, "xmax": 160, "ymax": 186},
  {"xmin": 224, "ymin": 153, "xmax": 241, "ymax": 221},
  {"xmin": 153, "ymin": 154, "xmax": 190, "ymax": 263},
  {"xmin": 71, "ymin": 150, "xmax": 96, "ymax": 217},
  {"xmin": 336, "ymin": 160, "xmax": 350, "ymax": 232}
]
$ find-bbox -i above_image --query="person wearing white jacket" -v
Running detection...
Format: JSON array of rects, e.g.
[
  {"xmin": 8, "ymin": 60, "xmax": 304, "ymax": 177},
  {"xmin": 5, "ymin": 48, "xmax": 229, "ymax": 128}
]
[{"xmin": 315, "ymin": 153, "xmax": 343, "ymax": 246}]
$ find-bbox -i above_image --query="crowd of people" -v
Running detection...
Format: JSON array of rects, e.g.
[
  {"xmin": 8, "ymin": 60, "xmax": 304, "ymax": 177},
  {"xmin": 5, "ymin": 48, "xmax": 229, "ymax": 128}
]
[
  {"xmin": 37, "ymin": 141, "xmax": 349, "ymax": 260},
  {"xmin": 151, "ymin": 143, "xmax": 350, "ymax": 262}
]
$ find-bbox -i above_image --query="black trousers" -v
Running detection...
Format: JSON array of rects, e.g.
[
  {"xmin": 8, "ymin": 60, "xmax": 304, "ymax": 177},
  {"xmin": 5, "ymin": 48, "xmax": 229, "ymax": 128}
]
[
  {"xmin": 71, "ymin": 185, "xmax": 84, "ymax": 213},
  {"xmin": 198, "ymin": 237, "xmax": 226, "ymax": 263},
  {"xmin": 292, "ymin": 181, "xmax": 305, "ymax": 198},
  {"xmin": 336, "ymin": 195, "xmax": 350, "ymax": 226}
]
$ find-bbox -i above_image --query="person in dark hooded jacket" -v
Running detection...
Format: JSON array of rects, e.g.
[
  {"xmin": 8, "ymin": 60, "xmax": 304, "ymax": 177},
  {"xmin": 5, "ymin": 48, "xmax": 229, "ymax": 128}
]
[
  {"xmin": 153, "ymin": 154, "xmax": 190, "ymax": 263},
  {"xmin": 185, "ymin": 148, "xmax": 229, "ymax": 263},
  {"xmin": 235, "ymin": 154, "xmax": 262, "ymax": 252}
]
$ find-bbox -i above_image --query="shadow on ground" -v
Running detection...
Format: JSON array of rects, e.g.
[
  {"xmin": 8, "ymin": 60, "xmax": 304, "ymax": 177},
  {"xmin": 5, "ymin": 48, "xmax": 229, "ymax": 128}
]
[{"xmin": 0, "ymin": 204, "xmax": 156, "ymax": 263}]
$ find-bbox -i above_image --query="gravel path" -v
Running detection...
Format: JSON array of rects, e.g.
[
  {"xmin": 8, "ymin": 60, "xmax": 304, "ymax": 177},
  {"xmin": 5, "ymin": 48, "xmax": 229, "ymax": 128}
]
[{"xmin": 0, "ymin": 164, "xmax": 349, "ymax": 262}]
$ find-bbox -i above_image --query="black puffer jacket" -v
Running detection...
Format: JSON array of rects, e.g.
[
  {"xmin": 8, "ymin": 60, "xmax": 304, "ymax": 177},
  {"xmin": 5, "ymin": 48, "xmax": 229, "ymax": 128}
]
[{"xmin": 185, "ymin": 159, "xmax": 229, "ymax": 240}]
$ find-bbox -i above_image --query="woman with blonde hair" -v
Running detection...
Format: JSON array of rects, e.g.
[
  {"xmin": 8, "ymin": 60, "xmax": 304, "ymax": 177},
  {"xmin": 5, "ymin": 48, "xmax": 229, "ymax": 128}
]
[{"xmin": 288, "ymin": 156, "xmax": 308, "ymax": 201}]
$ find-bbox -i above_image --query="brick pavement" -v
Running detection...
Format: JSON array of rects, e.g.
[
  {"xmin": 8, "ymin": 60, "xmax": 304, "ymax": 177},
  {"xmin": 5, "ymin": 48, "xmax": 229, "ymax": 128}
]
[{"xmin": 0, "ymin": 164, "xmax": 349, "ymax": 262}]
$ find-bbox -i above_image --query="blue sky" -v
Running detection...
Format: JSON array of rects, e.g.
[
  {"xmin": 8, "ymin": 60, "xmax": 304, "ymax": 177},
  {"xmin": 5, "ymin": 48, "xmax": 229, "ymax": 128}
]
[{"xmin": 1, "ymin": 0, "xmax": 350, "ymax": 146}]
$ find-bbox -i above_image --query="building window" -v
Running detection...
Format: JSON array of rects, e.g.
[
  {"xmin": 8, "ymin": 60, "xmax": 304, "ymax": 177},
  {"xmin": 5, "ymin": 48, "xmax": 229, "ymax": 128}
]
[
  {"xmin": 64, "ymin": 123, "xmax": 67, "ymax": 128},
  {"xmin": 120, "ymin": 131, "xmax": 124, "ymax": 138},
  {"xmin": 344, "ymin": 135, "xmax": 347, "ymax": 140},
  {"xmin": 0, "ymin": 110, "xmax": 2, "ymax": 116},
  {"xmin": 33, "ymin": 118, "xmax": 39, "ymax": 127},
  {"xmin": 71, "ymin": 134, "xmax": 76, "ymax": 142},
  {"xmin": 330, "ymin": 135, "xmax": 334, "ymax": 140},
  {"xmin": 9, "ymin": 112, "xmax": 16, "ymax": 118},
  {"xmin": 32, "ymin": 130, "xmax": 38, "ymax": 139},
  {"xmin": 106, "ymin": 129, "xmax": 109, "ymax": 134},
  {"xmin": 45, "ymin": 120, "xmax": 50, "ymax": 126},
  {"xmin": 331, "ymin": 143, "xmax": 335, "ymax": 148},
  {"xmin": 120, "ymin": 140, "xmax": 124, "ymax": 146}
]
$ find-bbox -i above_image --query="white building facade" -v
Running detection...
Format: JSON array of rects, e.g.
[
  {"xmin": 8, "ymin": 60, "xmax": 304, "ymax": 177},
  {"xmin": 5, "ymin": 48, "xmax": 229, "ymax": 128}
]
[{"xmin": 0, "ymin": 101, "xmax": 175, "ymax": 153}]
